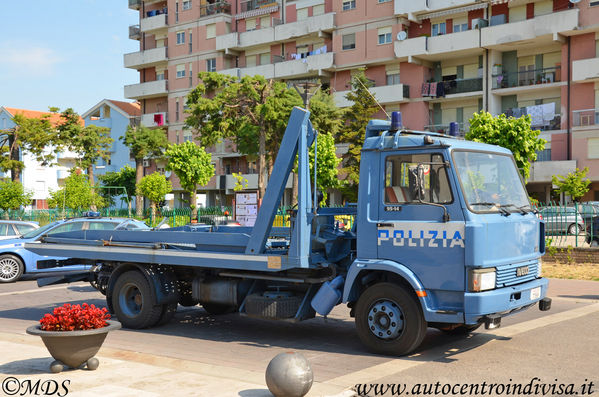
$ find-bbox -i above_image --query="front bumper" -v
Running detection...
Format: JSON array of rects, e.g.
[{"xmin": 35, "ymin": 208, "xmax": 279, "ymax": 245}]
[{"xmin": 464, "ymin": 277, "xmax": 549, "ymax": 324}]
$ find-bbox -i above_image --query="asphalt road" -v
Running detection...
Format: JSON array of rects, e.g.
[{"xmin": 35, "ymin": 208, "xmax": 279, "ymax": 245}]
[{"xmin": 0, "ymin": 277, "xmax": 597, "ymax": 396}]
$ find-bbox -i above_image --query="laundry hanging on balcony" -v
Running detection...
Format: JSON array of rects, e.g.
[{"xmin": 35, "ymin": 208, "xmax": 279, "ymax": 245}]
[{"xmin": 154, "ymin": 113, "xmax": 164, "ymax": 126}]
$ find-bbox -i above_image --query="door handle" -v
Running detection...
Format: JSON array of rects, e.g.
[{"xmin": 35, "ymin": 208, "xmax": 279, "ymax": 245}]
[{"xmin": 377, "ymin": 223, "xmax": 394, "ymax": 227}]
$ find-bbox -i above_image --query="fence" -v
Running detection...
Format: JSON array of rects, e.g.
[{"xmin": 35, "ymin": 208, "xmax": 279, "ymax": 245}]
[{"xmin": 537, "ymin": 202, "xmax": 599, "ymax": 248}]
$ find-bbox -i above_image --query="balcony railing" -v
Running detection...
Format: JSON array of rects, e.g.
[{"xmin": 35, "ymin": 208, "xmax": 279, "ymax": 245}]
[
  {"xmin": 492, "ymin": 66, "xmax": 561, "ymax": 89},
  {"xmin": 441, "ymin": 78, "xmax": 482, "ymax": 95},
  {"xmin": 129, "ymin": 24, "xmax": 141, "ymax": 40},
  {"xmin": 200, "ymin": 1, "xmax": 231, "ymax": 17},
  {"xmin": 240, "ymin": 0, "xmax": 277, "ymax": 12},
  {"xmin": 128, "ymin": 0, "xmax": 141, "ymax": 9},
  {"xmin": 503, "ymin": 107, "xmax": 562, "ymax": 131},
  {"xmin": 423, "ymin": 122, "xmax": 469, "ymax": 137},
  {"xmin": 572, "ymin": 109, "xmax": 599, "ymax": 127}
]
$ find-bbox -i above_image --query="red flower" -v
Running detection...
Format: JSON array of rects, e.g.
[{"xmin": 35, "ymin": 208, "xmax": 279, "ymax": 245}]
[{"xmin": 39, "ymin": 303, "xmax": 110, "ymax": 331}]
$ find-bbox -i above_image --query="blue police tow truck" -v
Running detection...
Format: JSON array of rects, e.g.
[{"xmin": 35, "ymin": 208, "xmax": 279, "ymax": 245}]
[{"xmin": 26, "ymin": 107, "xmax": 551, "ymax": 356}]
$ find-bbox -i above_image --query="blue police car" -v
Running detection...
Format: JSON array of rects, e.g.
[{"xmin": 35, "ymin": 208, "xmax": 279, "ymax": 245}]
[{"xmin": 0, "ymin": 217, "xmax": 149, "ymax": 283}]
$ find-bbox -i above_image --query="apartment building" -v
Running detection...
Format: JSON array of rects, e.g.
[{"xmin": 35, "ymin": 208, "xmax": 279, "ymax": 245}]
[{"xmin": 125, "ymin": 0, "xmax": 599, "ymax": 204}]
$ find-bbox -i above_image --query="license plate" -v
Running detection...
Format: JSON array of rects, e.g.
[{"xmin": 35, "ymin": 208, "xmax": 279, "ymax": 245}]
[
  {"xmin": 530, "ymin": 287, "xmax": 541, "ymax": 300},
  {"xmin": 516, "ymin": 265, "xmax": 529, "ymax": 277}
]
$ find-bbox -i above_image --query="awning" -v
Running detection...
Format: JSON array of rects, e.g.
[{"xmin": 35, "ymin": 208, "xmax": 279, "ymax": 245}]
[
  {"xmin": 235, "ymin": 4, "xmax": 279, "ymax": 20},
  {"xmin": 419, "ymin": 2, "xmax": 488, "ymax": 21}
]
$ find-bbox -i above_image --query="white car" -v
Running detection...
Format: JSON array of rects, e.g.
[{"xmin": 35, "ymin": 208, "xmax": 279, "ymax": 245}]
[{"xmin": 0, "ymin": 220, "xmax": 39, "ymax": 240}]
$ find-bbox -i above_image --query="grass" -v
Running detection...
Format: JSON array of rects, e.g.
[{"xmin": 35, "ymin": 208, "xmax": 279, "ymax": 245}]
[{"xmin": 542, "ymin": 262, "xmax": 599, "ymax": 281}]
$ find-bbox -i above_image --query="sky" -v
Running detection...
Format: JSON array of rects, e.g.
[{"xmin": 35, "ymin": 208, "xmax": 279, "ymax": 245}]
[{"xmin": 0, "ymin": 0, "xmax": 140, "ymax": 115}]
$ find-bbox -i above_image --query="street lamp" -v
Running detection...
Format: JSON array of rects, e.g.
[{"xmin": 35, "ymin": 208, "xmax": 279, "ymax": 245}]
[{"xmin": 293, "ymin": 81, "xmax": 321, "ymax": 108}]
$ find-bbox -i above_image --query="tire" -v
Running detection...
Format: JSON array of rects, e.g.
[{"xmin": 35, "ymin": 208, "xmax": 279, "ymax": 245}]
[
  {"xmin": 568, "ymin": 223, "xmax": 583, "ymax": 235},
  {"xmin": 178, "ymin": 293, "xmax": 199, "ymax": 307},
  {"xmin": 355, "ymin": 282, "xmax": 427, "ymax": 356},
  {"xmin": 111, "ymin": 271, "xmax": 163, "ymax": 329},
  {"xmin": 0, "ymin": 255, "xmax": 24, "ymax": 283},
  {"xmin": 440, "ymin": 323, "xmax": 482, "ymax": 335},
  {"xmin": 156, "ymin": 303, "xmax": 178, "ymax": 326},
  {"xmin": 202, "ymin": 302, "xmax": 237, "ymax": 315}
]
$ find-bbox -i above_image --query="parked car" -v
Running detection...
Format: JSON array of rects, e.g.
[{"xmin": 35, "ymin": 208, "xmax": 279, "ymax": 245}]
[
  {"xmin": 538, "ymin": 207, "xmax": 585, "ymax": 235},
  {"xmin": 585, "ymin": 216, "xmax": 599, "ymax": 247},
  {"xmin": 0, "ymin": 220, "xmax": 39, "ymax": 240},
  {"xmin": 0, "ymin": 217, "xmax": 149, "ymax": 283}
]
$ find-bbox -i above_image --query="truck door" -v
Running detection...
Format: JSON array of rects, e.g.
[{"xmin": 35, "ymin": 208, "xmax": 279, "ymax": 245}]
[{"xmin": 377, "ymin": 151, "xmax": 467, "ymax": 298}]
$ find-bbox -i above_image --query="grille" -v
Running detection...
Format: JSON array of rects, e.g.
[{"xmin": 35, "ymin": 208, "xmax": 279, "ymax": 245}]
[{"xmin": 495, "ymin": 261, "xmax": 539, "ymax": 287}]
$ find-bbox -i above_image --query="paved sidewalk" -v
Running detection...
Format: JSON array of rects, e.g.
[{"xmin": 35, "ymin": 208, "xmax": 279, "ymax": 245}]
[{"xmin": 0, "ymin": 332, "xmax": 354, "ymax": 397}]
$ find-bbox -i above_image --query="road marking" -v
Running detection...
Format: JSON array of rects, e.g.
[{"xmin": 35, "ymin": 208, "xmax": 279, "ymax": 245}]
[
  {"xmin": 0, "ymin": 283, "xmax": 86, "ymax": 297},
  {"xmin": 325, "ymin": 302, "xmax": 599, "ymax": 388}
]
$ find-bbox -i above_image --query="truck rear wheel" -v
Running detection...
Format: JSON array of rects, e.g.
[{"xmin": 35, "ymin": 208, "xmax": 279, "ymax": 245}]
[
  {"xmin": 112, "ymin": 271, "xmax": 163, "ymax": 329},
  {"xmin": 355, "ymin": 282, "xmax": 427, "ymax": 356}
]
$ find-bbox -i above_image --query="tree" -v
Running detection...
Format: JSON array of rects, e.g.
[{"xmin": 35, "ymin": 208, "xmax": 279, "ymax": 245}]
[
  {"xmin": 97, "ymin": 165, "xmax": 137, "ymax": 213},
  {"xmin": 57, "ymin": 109, "xmax": 113, "ymax": 185},
  {"xmin": 164, "ymin": 141, "xmax": 215, "ymax": 220},
  {"xmin": 552, "ymin": 167, "xmax": 591, "ymax": 202},
  {"xmin": 0, "ymin": 180, "xmax": 33, "ymax": 219},
  {"xmin": 309, "ymin": 132, "xmax": 342, "ymax": 205},
  {"xmin": 466, "ymin": 112, "xmax": 546, "ymax": 180},
  {"xmin": 337, "ymin": 69, "xmax": 379, "ymax": 201},
  {"xmin": 0, "ymin": 111, "xmax": 58, "ymax": 182},
  {"xmin": 121, "ymin": 125, "xmax": 169, "ymax": 216},
  {"xmin": 47, "ymin": 170, "xmax": 106, "ymax": 211},
  {"xmin": 136, "ymin": 172, "xmax": 172, "ymax": 223},
  {"xmin": 185, "ymin": 72, "xmax": 302, "ymax": 199}
]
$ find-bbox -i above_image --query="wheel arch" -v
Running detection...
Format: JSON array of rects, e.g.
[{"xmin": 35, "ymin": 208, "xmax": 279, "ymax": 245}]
[{"xmin": 0, "ymin": 252, "xmax": 26, "ymax": 273}]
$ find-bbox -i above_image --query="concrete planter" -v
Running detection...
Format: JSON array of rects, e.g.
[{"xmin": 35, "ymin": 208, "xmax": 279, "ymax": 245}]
[{"xmin": 26, "ymin": 320, "xmax": 121, "ymax": 372}]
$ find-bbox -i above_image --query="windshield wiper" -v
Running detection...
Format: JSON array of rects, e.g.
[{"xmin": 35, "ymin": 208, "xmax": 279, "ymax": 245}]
[
  {"xmin": 501, "ymin": 203, "xmax": 528, "ymax": 215},
  {"xmin": 470, "ymin": 202, "xmax": 510, "ymax": 216}
]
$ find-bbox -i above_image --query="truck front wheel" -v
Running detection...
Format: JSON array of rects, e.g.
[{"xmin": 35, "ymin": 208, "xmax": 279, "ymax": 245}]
[
  {"xmin": 112, "ymin": 271, "xmax": 163, "ymax": 329},
  {"xmin": 355, "ymin": 282, "xmax": 427, "ymax": 356}
]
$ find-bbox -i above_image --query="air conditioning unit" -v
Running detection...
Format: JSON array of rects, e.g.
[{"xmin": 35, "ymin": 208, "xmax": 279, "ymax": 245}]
[
  {"xmin": 143, "ymin": 159, "xmax": 150, "ymax": 167},
  {"xmin": 473, "ymin": 18, "xmax": 488, "ymax": 29}
]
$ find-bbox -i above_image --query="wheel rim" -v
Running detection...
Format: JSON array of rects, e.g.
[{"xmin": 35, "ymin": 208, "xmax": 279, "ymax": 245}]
[
  {"xmin": 0, "ymin": 258, "xmax": 19, "ymax": 281},
  {"xmin": 367, "ymin": 299, "xmax": 404, "ymax": 340},
  {"xmin": 119, "ymin": 282, "xmax": 144, "ymax": 317}
]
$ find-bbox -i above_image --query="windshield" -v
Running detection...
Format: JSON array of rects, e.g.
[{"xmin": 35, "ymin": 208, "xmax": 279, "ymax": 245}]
[
  {"xmin": 20, "ymin": 221, "xmax": 60, "ymax": 239},
  {"xmin": 453, "ymin": 151, "xmax": 530, "ymax": 213}
]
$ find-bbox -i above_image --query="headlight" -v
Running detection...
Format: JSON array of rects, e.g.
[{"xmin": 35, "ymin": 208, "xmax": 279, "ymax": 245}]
[{"xmin": 469, "ymin": 268, "xmax": 496, "ymax": 292}]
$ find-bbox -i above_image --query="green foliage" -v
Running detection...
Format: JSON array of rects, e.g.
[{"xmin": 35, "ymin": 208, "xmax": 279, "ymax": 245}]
[
  {"xmin": 551, "ymin": 167, "xmax": 591, "ymax": 202},
  {"xmin": 97, "ymin": 165, "xmax": 136, "ymax": 206},
  {"xmin": 309, "ymin": 88, "xmax": 343, "ymax": 137},
  {"xmin": 47, "ymin": 171, "xmax": 106, "ymax": 211},
  {"xmin": 0, "ymin": 110, "xmax": 58, "ymax": 181},
  {"xmin": 337, "ymin": 69, "xmax": 379, "ymax": 201},
  {"xmin": 232, "ymin": 172, "xmax": 249, "ymax": 192},
  {"xmin": 0, "ymin": 180, "xmax": 33, "ymax": 215},
  {"xmin": 164, "ymin": 141, "xmax": 214, "ymax": 218},
  {"xmin": 136, "ymin": 172, "xmax": 172, "ymax": 220},
  {"xmin": 310, "ymin": 132, "xmax": 342, "ymax": 204},
  {"xmin": 465, "ymin": 111, "xmax": 546, "ymax": 180},
  {"xmin": 185, "ymin": 72, "xmax": 303, "ymax": 197}
]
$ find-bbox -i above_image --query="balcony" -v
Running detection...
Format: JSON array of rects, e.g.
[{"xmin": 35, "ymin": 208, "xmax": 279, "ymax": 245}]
[
  {"xmin": 529, "ymin": 160, "xmax": 576, "ymax": 183},
  {"xmin": 141, "ymin": 13, "xmax": 168, "ymax": 33},
  {"xmin": 480, "ymin": 8, "xmax": 579, "ymax": 49},
  {"xmin": 423, "ymin": 78, "xmax": 482, "ymax": 99},
  {"xmin": 334, "ymin": 83, "xmax": 409, "ymax": 108},
  {"xmin": 423, "ymin": 122, "xmax": 469, "ymax": 137},
  {"xmin": 240, "ymin": 0, "xmax": 277, "ymax": 12},
  {"xmin": 129, "ymin": 24, "xmax": 141, "ymax": 40},
  {"xmin": 200, "ymin": 1, "xmax": 231, "ymax": 17},
  {"xmin": 124, "ymin": 80, "xmax": 168, "ymax": 99},
  {"xmin": 56, "ymin": 150, "xmax": 80, "ymax": 160},
  {"xmin": 216, "ymin": 13, "xmax": 335, "ymax": 52},
  {"xmin": 394, "ymin": 0, "xmax": 477, "ymax": 17},
  {"xmin": 124, "ymin": 47, "xmax": 168, "ymax": 69},
  {"xmin": 503, "ymin": 107, "xmax": 562, "ymax": 131},
  {"xmin": 572, "ymin": 57, "xmax": 599, "ymax": 83},
  {"xmin": 491, "ymin": 66, "xmax": 561, "ymax": 92},
  {"xmin": 128, "ymin": 0, "xmax": 141, "ymax": 10},
  {"xmin": 141, "ymin": 112, "xmax": 168, "ymax": 127},
  {"xmin": 572, "ymin": 109, "xmax": 599, "ymax": 129},
  {"xmin": 394, "ymin": 29, "xmax": 480, "ymax": 61},
  {"xmin": 225, "ymin": 52, "xmax": 334, "ymax": 80},
  {"xmin": 56, "ymin": 169, "xmax": 70, "ymax": 180}
]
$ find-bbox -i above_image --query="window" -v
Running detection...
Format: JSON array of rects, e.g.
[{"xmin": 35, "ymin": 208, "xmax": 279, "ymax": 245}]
[
  {"xmin": 342, "ymin": 33, "xmax": 356, "ymax": 50},
  {"xmin": 246, "ymin": 55, "xmax": 257, "ymax": 67},
  {"xmin": 206, "ymin": 58, "xmax": 216, "ymax": 72},
  {"xmin": 296, "ymin": 45, "xmax": 309, "ymax": 58},
  {"xmin": 176, "ymin": 31, "xmax": 185, "ymax": 45},
  {"xmin": 176, "ymin": 98, "xmax": 180, "ymax": 121},
  {"xmin": 246, "ymin": 18, "xmax": 257, "ymax": 31},
  {"xmin": 384, "ymin": 153, "xmax": 452, "ymax": 204},
  {"xmin": 88, "ymin": 222, "xmax": 120, "ymax": 231},
  {"xmin": 157, "ymin": 70, "xmax": 165, "ymax": 80},
  {"xmin": 261, "ymin": 16, "xmax": 271, "ymax": 28},
  {"xmin": 589, "ymin": 138, "xmax": 599, "ymax": 159},
  {"xmin": 386, "ymin": 73, "xmax": 400, "ymax": 85},
  {"xmin": 15, "ymin": 224, "xmax": 35, "ymax": 234},
  {"xmin": 183, "ymin": 132, "xmax": 192, "ymax": 142},
  {"xmin": 47, "ymin": 222, "xmax": 84, "ymax": 236},
  {"xmin": 592, "ymin": 0, "xmax": 599, "ymax": 6},
  {"xmin": 260, "ymin": 53, "xmax": 270, "ymax": 65},
  {"xmin": 297, "ymin": 7, "xmax": 309, "ymax": 20},
  {"xmin": 432, "ymin": 22, "xmax": 446, "ymax": 36},
  {"xmin": 176, "ymin": 64, "xmax": 186, "ymax": 78},
  {"xmin": 535, "ymin": 149, "xmax": 551, "ymax": 162},
  {"xmin": 342, "ymin": 0, "xmax": 356, "ymax": 11},
  {"xmin": 189, "ymin": 31, "xmax": 193, "ymax": 53},
  {"xmin": 313, "ymin": 4, "xmax": 324, "ymax": 15},
  {"xmin": 206, "ymin": 24, "xmax": 216, "ymax": 39},
  {"xmin": 452, "ymin": 18, "xmax": 468, "ymax": 33},
  {"xmin": 378, "ymin": 0, "xmax": 391, "ymax": 2},
  {"xmin": 378, "ymin": 27, "xmax": 392, "ymax": 45},
  {"xmin": 189, "ymin": 62, "xmax": 193, "ymax": 87},
  {"xmin": 182, "ymin": 0, "xmax": 191, "ymax": 10}
]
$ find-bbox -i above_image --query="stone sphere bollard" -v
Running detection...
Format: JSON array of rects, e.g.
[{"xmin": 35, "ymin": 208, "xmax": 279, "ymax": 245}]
[{"xmin": 265, "ymin": 352, "xmax": 313, "ymax": 397}]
